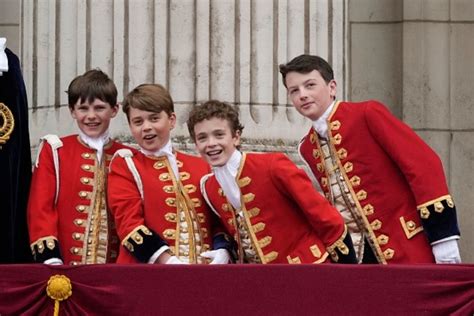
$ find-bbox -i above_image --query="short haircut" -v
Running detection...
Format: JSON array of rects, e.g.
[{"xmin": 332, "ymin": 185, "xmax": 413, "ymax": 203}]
[
  {"xmin": 122, "ymin": 84, "xmax": 174, "ymax": 122},
  {"xmin": 187, "ymin": 100, "xmax": 244, "ymax": 141},
  {"xmin": 279, "ymin": 54, "xmax": 334, "ymax": 88},
  {"xmin": 67, "ymin": 69, "xmax": 117, "ymax": 109}
]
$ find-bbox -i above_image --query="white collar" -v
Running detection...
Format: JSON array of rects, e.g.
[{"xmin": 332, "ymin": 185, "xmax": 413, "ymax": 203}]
[
  {"xmin": 141, "ymin": 140, "xmax": 179, "ymax": 179},
  {"xmin": 213, "ymin": 149, "xmax": 242, "ymax": 178},
  {"xmin": 78, "ymin": 129, "xmax": 111, "ymax": 162},
  {"xmin": 312, "ymin": 100, "xmax": 336, "ymax": 139},
  {"xmin": 140, "ymin": 139, "xmax": 174, "ymax": 158},
  {"xmin": 214, "ymin": 149, "xmax": 242, "ymax": 210},
  {"xmin": 0, "ymin": 38, "xmax": 8, "ymax": 75}
]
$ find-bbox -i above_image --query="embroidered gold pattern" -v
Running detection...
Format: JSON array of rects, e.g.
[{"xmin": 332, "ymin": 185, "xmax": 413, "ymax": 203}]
[
  {"xmin": 184, "ymin": 184, "xmax": 196, "ymax": 193},
  {"xmin": 333, "ymin": 134, "xmax": 342, "ymax": 145},
  {"xmin": 310, "ymin": 244, "xmax": 322, "ymax": 258},
  {"xmin": 337, "ymin": 148, "xmax": 347, "ymax": 159},
  {"xmin": 191, "ymin": 198, "xmax": 202, "ymax": 207},
  {"xmin": 0, "ymin": 103, "xmax": 15, "ymax": 146},
  {"xmin": 356, "ymin": 190, "xmax": 367, "ymax": 201},
  {"xmin": 252, "ymin": 222, "xmax": 265, "ymax": 233},
  {"xmin": 330, "ymin": 120, "xmax": 341, "ymax": 130},
  {"xmin": 383, "ymin": 248, "xmax": 394, "ymax": 260},
  {"xmin": 370, "ymin": 219, "xmax": 382, "ymax": 230},
  {"xmin": 321, "ymin": 177, "xmax": 328, "ymax": 187},
  {"xmin": 377, "ymin": 234, "xmax": 389, "ymax": 245},
  {"xmin": 399, "ymin": 216, "xmax": 424, "ymax": 239},
  {"xmin": 349, "ymin": 176, "xmax": 361, "ymax": 187},
  {"xmin": 163, "ymin": 185, "xmax": 175, "ymax": 193},
  {"xmin": 76, "ymin": 205, "xmax": 87, "ymax": 213},
  {"xmin": 310, "ymin": 132, "xmax": 316, "ymax": 144},
  {"xmin": 81, "ymin": 152, "xmax": 92, "ymax": 159},
  {"xmin": 247, "ymin": 207, "xmax": 261, "ymax": 217},
  {"xmin": 258, "ymin": 236, "xmax": 272, "ymax": 248},
  {"xmin": 243, "ymin": 193, "xmax": 255, "ymax": 203},
  {"xmin": 153, "ymin": 161, "xmax": 165, "ymax": 169},
  {"xmin": 163, "ymin": 229, "xmax": 176, "ymax": 239},
  {"xmin": 343, "ymin": 162, "xmax": 353, "ymax": 173},
  {"xmin": 434, "ymin": 202, "xmax": 444, "ymax": 213},
  {"xmin": 287, "ymin": 255, "xmax": 302, "ymax": 264},
  {"xmin": 264, "ymin": 251, "xmax": 278, "ymax": 263},
  {"xmin": 165, "ymin": 213, "xmax": 177, "ymax": 222},
  {"xmin": 316, "ymin": 163, "xmax": 324, "ymax": 172},
  {"xmin": 363, "ymin": 204, "xmax": 375, "ymax": 216},
  {"xmin": 238, "ymin": 177, "xmax": 251, "ymax": 187},
  {"xmin": 312, "ymin": 148, "xmax": 320, "ymax": 158},
  {"xmin": 159, "ymin": 173, "xmax": 170, "ymax": 181},
  {"xmin": 180, "ymin": 172, "xmax": 190, "ymax": 181},
  {"xmin": 165, "ymin": 197, "xmax": 176, "ymax": 206},
  {"xmin": 218, "ymin": 188, "xmax": 225, "ymax": 196},
  {"xmin": 420, "ymin": 207, "xmax": 430, "ymax": 219}
]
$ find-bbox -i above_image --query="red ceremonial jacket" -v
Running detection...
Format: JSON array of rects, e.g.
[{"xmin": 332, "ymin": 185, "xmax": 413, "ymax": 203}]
[
  {"xmin": 108, "ymin": 150, "xmax": 224, "ymax": 264},
  {"xmin": 299, "ymin": 100, "xmax": 460, "ymax": 264},
  {"xmin": 27, "ymin": 135, "xmax": 128, "ymax": 265},
  {"xmin": 202, "ymin": 152, "xmax": 350, "ymax": 264}
]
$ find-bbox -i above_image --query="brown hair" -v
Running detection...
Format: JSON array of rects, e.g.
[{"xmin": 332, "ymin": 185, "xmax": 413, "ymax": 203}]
[
  {"xmin": 187, "ymin": 100, "xmax": 244, "ymax": 141},
  {"xmin": 122, "ymin": 84, "xmax": 174, "ymax": 122},
  {"xmin": 67, "ymin": 69, "xmax": 117, "ymax": 109},
  {"xmin": 279, "ymin": 54, "xmax": 334, "ymax": 88}
]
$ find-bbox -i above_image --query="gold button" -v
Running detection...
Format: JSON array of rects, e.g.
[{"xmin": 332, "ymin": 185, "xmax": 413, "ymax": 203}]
[
  {"xmin": 87, "ymin": 251, "xmax": 91, "ymax": 256},
  {"xmin": 76, "ymin": 219, "xmax": 84, "ymax": 225},
  {"xmin": 84, "ymin": 165, "xmax": 91, "ymax": 170},
  {"xmin": 73, "ymin": 248, "xmax": 79, "ymax": 254},
  {"xmin": 84, "ymin": 153, "xmax": 91, "ymax": 158},
  {"xmin": 79, "ymin": 191, "xmax": 87, "ymax": 198},
  {"xmin": 82, "ymin": 177, "xmax": 90, "ymax": 184},
  {"xmin": 38, "ymin": 244, "xmax": 44, "ymax": 250},
  {"xmin": 73, "ymin": 233, "xmax": 81, "ymax": 240},
  {"xmin": 77, "ymin": 205, "xmax": 86, "ymax": 212}
]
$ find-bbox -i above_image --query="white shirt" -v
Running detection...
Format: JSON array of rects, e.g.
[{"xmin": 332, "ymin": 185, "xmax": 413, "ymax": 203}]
[
  {"xmin": 78, "ymin": 129, "xmax": 110, "ymax": 163},
  {"xmin": 141, "ymin": 139, "xmax": 179, "ymax": 180},
  {"xmin": 312, "ymin": 100, "xmax": 336, "ymax": 139},
  {"xmin": 214, "ymin": 150, "xmax": 242, "ymax": 210}
]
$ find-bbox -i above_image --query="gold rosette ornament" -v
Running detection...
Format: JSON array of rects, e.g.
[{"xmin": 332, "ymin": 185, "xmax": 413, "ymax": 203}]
[
  {"xmin": 0, "ymin": 102, "xmax": 15, "ymax": 148},
  {"xmin": 46, "ymin": 275, "xmax": 72, "ymax": 316}
]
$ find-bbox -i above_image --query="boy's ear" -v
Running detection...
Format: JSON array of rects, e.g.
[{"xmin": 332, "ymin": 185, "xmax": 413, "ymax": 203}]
[
  {"xmin": 110, "ymin": 103, "xmax": 119, "ymax": 118},
  {"xmin": 169, "ymin": 112, "xmax": 177, "ymax": 130}
]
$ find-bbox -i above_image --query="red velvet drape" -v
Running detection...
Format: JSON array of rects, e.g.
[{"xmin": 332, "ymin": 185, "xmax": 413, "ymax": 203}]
[{"xmin": 0, "ymin": 264, "xmax": 473, "ymax": 315}]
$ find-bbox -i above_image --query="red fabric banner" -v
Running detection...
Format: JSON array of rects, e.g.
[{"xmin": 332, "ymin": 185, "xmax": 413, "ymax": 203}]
[{"xmin": 0, "ymin": 264, "xmax": 473, "ymax": 315}]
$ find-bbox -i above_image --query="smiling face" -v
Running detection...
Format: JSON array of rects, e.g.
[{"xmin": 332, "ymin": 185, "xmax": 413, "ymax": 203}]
[
  {"xmin": 193, "ymin": 117, "xmax": 240, "ymax": 167},
  {"xmin": 128, "ymin": 107, "xmax": 176, "ymax": 152},
  {"xmin": 285, "ymin": 70, "xmax": 337, "ymax": 121},
  {"xmin": 70, "ymin": 98, "xmax": 118, "ymax": 138}
]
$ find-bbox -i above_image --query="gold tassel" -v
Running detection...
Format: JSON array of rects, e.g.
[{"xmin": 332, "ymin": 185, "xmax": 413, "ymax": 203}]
[{"xmin": 46, "ymin": 275, "xmax": 72, "ymax": 316}]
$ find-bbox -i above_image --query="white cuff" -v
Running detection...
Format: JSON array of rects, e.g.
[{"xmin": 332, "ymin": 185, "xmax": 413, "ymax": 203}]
[
  {"xmin": 44, "ymin": 258, "xmax": 63, "ymax": 265},
  {"xmin": 147, "ymin": 245, "xmax": 170, "ymax": 264},
  {"xmin": 431, "ymin": 239, "xmax": 461, "ymax": 264}
]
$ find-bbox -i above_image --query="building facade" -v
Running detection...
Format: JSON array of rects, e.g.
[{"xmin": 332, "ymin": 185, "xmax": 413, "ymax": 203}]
[{"xmin": 1, "ymin": 0, "xmax": 473, "ymax": 262}]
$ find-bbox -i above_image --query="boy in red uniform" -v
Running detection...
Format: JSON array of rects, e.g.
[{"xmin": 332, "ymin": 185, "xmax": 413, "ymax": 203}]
[
  {"xmin": 107, "ymin": 84, "xmax": 232, "ymax": 264},
  {"xmin": 279, "ymin": 54, "xmax": 461, "ymax": 264},
  {"xmin": 187, "ymin": 100, "xmax": 356, "ymax": 264},
  {"xmin": 28, "ymin": 69, "xmax": 128, "ymax": 265}
]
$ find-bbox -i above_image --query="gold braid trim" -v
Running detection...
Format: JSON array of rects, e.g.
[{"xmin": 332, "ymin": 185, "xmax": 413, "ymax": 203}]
[
  {"xmin": 122, "ymin": 225, "xmax": 152, "ymax": 253},
  {"xmin": 326, "ymin": 225, "xmax": 350, "ymax": 262},
  {"xmin": 417, "ymin": 195, "xmax": 454, "ymax": 219},
  {"xmin": 30, "ymin": 236, "xmax": 58, "ymax": 254}
]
